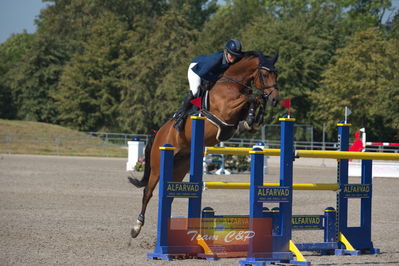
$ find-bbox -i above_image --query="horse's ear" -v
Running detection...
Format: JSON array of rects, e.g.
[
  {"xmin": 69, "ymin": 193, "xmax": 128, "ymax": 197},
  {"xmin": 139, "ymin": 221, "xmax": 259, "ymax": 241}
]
[{"xmin": 272, "ymin": 50, "xmax": 279, "ymax": 64}]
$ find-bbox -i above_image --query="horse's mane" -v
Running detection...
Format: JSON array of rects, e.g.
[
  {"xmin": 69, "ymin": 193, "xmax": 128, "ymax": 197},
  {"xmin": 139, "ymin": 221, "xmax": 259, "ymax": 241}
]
[
  {"xmin": 240, "ymin": 51, "xmax": 278, "ymax": 73},
  {"xmin": 241, "ymin": 51, "xmax": 259, "ymax": 57}
]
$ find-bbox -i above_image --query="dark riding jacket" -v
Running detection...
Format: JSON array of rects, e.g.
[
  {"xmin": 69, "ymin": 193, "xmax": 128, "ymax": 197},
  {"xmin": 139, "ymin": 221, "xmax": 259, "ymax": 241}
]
[{"xmin": 191, "ymin": 52, "xmax": 230, "ymax": 82}]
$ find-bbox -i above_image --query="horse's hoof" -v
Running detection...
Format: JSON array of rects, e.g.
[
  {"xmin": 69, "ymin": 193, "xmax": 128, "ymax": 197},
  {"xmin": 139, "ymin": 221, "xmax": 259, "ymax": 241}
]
[
  {"xmin": 252, "ymin": 124, "xmax": 260, "ymax": 131},
  {"xmin": 131, "ymin": 220, "xmax": 143, "ymax": 238},
  {"xmin": 243, "ymin": 121, "xmax": 252, "ymax": 131},
  {"xmin": 131, "ymin": 228, "xmax": 140, "ymax": 238}
]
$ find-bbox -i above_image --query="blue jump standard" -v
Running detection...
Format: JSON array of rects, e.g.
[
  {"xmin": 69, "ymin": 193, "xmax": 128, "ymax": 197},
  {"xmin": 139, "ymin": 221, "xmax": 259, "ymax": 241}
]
[
  {"xmin": 147, "ymin": 115, "xmax": 379, "ymax": 265},
  {"xmin": 239, "ymin": 118, "xmax": 308, "ymax": 266},
  {"xmin": 147, "ymin": 116, "xmax": 205, "ymax": 260}
]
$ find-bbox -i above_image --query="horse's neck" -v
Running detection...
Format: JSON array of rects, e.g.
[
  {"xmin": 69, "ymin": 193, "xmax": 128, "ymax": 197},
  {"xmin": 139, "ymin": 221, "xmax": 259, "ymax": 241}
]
[
  {"xmin": 207, "ymin": 57, "xmax": 259, "ymax": 124},
  {"xmin": 209, "ymin": 76, "xmax": 253, "ymax": 123},
  {"xmin": 209, "ymin": 84, "xmax": 251, "ymax": 125},
  {"xmin": 225, "ymin": 58, "xmax": 257, "ymax": 84}
]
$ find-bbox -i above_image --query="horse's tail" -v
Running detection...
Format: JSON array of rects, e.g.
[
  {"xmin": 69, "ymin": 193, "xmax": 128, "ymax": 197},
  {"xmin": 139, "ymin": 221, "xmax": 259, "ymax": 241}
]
[{"xmin": 128, "ymin": 130, "xmax": 156, "ymax": 188}]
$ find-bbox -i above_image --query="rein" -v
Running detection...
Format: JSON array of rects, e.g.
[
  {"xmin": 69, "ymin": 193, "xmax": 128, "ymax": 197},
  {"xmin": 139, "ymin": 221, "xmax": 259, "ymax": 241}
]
[
  {"xmin": 217, "ymin": 74, "xmax": 253, "ymax": 91},
  {"xmin": 217, "ymin": 67, "xmax": 277, "ymax": 102}
]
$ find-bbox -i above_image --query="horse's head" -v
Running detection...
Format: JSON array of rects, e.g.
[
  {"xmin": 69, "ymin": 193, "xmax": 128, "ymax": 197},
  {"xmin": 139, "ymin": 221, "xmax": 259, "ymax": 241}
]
[{"xmin": 253, "ymin": 51, "xmax": 279, "ymax": 106}]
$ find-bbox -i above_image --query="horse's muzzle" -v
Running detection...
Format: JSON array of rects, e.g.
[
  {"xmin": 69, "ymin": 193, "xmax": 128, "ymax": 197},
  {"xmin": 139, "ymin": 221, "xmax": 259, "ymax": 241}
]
[
  {"xmin": 263, "ymin": 86, "xmax": 279, "ymax": 107},
  {"xmin": 265, "ymin": 93, "xmax": 279, "ymax": 107},
  {"xmin": 272, "ymin": 97, "xmax": 278, "ymax": 107}
]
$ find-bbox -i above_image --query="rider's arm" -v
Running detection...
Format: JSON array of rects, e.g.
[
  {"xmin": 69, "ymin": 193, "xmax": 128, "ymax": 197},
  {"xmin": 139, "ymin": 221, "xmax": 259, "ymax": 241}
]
[{"xmin": 191, "ymin": 52, "xmax": 224, "ymax": 81}]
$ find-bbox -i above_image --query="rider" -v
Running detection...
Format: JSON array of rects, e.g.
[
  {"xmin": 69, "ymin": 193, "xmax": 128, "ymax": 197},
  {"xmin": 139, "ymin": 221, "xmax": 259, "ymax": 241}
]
[{"xmin": 173, "ymin": 39, "xmax": 244, "ymax": 131}]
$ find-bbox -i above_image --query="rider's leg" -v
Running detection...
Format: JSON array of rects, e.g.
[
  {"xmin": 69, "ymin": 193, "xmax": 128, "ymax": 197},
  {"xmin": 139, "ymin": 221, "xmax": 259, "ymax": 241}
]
[
  {"xmin": 178, "ymin": 90, "xmax": 195, "ymax": 116},
  {"xmin": 173, "ymin": 91, "xmax": 194, "ymax": 130},
  {"xmin": 173, "ymin": 63, "xmax": 201, "ymax": 131},
  {"xmin": 187, "ymin": 63, "xmax": 201, "ymax": 97}
]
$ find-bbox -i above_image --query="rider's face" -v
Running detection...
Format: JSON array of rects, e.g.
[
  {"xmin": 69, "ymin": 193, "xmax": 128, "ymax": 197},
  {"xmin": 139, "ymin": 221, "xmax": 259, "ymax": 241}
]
[{"xmin": 226, "ymin": 52, "xmax": 237, "ymax": 64}]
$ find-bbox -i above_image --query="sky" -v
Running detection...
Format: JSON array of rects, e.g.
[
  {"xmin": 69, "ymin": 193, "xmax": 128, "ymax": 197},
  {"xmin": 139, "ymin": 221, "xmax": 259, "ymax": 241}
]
[
  {"xmin": 0, "ymin": 0, "xmax": 50, "ymax": 43},
  {"xmin": 0, "ymin": 0, "xmax": 398, "ymax": 44}
]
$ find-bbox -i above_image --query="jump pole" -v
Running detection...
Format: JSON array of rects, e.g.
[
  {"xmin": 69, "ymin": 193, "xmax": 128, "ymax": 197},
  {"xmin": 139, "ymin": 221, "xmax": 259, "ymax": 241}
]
[{"xmin": 204, "ymin": 182, "xmax": 339, "ymax": 190}]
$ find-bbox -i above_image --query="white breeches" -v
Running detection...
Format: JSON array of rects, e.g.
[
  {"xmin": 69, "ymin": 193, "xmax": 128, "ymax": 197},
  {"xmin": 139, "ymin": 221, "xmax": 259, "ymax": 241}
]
[{"xmin": 188, "ymin": 63, "xmax": 201, "ymax": 96}]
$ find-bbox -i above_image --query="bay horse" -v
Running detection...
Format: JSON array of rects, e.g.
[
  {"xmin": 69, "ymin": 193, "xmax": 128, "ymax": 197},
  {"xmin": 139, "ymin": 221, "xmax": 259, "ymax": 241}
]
[{"xmin": 129, "ymin": 51, "xmax": 279, "ymax": 238}]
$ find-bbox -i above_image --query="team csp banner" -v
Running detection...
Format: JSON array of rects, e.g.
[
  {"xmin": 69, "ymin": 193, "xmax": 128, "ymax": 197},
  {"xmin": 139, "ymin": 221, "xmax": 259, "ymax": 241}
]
[{"xmin": 166, "ymin": 217, "xmax": 272, "ymax": 258}]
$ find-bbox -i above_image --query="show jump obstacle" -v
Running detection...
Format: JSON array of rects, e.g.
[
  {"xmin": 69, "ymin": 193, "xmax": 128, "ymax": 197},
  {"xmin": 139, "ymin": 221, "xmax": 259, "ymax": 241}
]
[{"xmin": 147, "ymin": 115, "xmax": 399, "ymax": 265}]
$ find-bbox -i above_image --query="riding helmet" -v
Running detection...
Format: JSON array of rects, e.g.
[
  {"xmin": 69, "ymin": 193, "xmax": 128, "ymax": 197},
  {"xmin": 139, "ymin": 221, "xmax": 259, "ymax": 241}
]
[{"xmin": 225, "ymin": 39, "xmax": 242, "ymax": 57}]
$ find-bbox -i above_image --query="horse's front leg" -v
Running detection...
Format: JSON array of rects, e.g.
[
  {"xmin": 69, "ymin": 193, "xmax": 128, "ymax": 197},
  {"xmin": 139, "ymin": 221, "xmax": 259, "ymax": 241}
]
[
  {"xmin": 242, "ymin": 95, "xmax": 258, "ymax": 130},
  {"xmin": 252, "ymin": 100, "xmax": 266, "ymax": 130}
]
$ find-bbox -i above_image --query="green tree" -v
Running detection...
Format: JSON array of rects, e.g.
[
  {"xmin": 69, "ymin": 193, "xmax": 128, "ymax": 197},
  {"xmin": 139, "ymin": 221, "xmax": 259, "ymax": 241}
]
[
  {"xmin": 193, "ymin": 0, "xmax": 268, "ymax": 56},
  {"xmin": 5, "ymin": 35, "xmax": 67, "ymax": 122},
  {"xmin": 340, "ymin": 0, "xmax": 392, "ymax": 29},
  {"xmin": 369, "ymin": 38, "xmax": 399, "ymax": 140},
  {"xmin": 3, "ymin": 0, "xmax": 168, "ymax": 128},
  {"xmin": 310, "ymin": 28, "xmax": 399, "ymax": 140},
  {"xmin": 38, "ymin": 0, "xmax": 166, "ymax": 49},
  {"xmin": 55, "ymin": 11, "xmax": 128, "ymax": 131},
  {"xmin": 239, "ymin": 3, "xmax": 347, "ymax": 125},
  {"xmin": 385, "ymin": 10, "xmax": 399, "ymax": 39},
  {"xmin": 4, "ymin": 0, "xmax": 395, "ymax": 137},
  {"xmin": 169, "ymin": 0, "xmax": 218, "ymax": 30},
  {"xmin": 0, "ymin": 32, "xmax": 35, "ymax": 118},
  {"xmin": 119, "ymin": 5, "xmax": 198, "ymax": 133}
]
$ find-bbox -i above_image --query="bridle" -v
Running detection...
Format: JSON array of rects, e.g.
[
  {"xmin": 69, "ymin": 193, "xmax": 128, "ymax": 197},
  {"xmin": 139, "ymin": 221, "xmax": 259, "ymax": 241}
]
[
  {"xmin": 256, "ymin": 66, "xmax": 278, "ymax": 102},
  {"xmin": 214, "ymin": 53, "xmax": 279, "ymax": 129},
  {"xmin": 214, "ymin": 59, "xmax": 279, "ymax": 129},
  {"xmin": 217, "ymin": 64, "xmax": 278, "ymax": 102}
]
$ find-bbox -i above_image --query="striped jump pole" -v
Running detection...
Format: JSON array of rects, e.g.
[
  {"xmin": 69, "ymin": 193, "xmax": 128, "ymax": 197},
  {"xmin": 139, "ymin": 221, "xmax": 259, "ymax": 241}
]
[
  {"xmin": 296, "ymin": 150, "xmax": 399, "ymax": 160},
  {"xmin": 207, "ymin": 148, "xmax": 399, "ymax": 160},
  {"xmin": 204, "ymin": 182, "xmax": 339, "ymax": 191},
  {"xmin": 205, "ymin": 147, "xmax": 281, "ymax": 156}
]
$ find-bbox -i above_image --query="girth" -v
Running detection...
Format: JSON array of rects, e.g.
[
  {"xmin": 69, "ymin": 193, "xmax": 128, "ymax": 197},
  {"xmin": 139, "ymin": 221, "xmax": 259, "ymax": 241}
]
[{"xmin": 201, "ymin": 110, "xmax": 237, "ymax": 142}]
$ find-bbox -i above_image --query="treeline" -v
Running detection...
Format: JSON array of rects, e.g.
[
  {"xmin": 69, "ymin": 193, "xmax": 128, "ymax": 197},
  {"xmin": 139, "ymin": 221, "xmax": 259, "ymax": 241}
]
[{"xmin": 0, "ymin": 0, "xmax": 398, "ymax": 141}]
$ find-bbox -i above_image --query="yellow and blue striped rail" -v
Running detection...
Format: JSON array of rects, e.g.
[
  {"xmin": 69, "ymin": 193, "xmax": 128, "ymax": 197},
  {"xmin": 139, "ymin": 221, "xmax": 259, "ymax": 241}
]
[
  {"xmin": 204, "ymin": 182, "xmax": 339, "ymax": 191},
  {"xmin": 205, "ymin": 147, "xmax": 399, "ymax": 160}
]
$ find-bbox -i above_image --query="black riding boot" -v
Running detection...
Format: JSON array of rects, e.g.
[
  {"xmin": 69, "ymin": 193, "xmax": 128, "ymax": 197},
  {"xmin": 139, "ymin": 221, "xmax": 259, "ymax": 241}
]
[{"xmin": 173, "ymin": 91, "xmax": 195, "ymax": 131}]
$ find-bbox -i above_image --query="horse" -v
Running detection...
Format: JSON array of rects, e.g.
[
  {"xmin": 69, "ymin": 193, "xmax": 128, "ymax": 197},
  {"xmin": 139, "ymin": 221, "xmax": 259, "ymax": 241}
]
[{"xmin": 129, "ymin": 51, "xmax": 279, "ymax": 238}]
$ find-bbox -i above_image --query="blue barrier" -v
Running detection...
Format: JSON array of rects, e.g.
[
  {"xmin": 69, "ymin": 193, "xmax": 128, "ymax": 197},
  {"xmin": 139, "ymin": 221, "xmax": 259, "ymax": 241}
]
[{"xmin": 148, "ymin": 115, "xmax": 379, "ymax": 265}]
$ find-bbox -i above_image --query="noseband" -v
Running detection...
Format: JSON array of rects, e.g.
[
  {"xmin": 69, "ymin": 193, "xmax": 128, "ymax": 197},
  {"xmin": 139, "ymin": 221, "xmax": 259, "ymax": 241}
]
[{"xmin": 256, "ymin": 66, "xmax": 278, "ymax": 101}]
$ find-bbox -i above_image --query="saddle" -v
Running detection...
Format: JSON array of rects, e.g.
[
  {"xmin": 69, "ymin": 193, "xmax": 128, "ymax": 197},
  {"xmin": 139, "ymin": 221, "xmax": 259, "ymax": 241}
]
[
  {"xmin": 179, "ymin": 83, "xmax": 238, "ymax": 141},
  {"xmin": 173, "ymin": 80, "xmax": 263, "ymax": 141}
]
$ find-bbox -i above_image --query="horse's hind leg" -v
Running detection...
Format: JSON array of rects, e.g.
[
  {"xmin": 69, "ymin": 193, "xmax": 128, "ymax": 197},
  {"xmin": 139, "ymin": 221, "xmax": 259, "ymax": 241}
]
[
  {"xmin": 130, "ymin": 154, "xmax": 190, "ymax": 238},
  {"xmin": 131, "ymin": 171, "xmax": 159, "ymax": 238}
]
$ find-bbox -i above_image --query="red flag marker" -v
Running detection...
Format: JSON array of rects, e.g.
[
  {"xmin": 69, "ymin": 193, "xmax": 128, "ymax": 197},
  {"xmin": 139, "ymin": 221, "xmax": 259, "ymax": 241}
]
[
  {"xmin": 190, "ymin": 97, "xmax": 202, "ymax": 109},
  {"xmin": 280, "ymin": 98, "xmax": 291, "ymax": 116}
]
